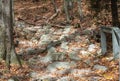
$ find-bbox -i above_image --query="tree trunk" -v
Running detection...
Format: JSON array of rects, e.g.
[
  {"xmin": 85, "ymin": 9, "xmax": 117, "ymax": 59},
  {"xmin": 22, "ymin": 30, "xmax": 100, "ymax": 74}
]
[
  {"xmin": 0, "ymin": 0, "xmax": 2, "ymax": 20},
  {"xmin": 77, "ymin": 0, "xmax": 83, "ymax": 21},
  {"xmin": 0, "ymin": 0, "xmax": 6, "ymax": 61},
  {"xmin": 111, "ymin": 0, "xmax": 119, "ymax": 27},
  {"xmin": 64, "ymin": 0, "xmax": 70, "ymax": 22},
  {"xmin": 1, "ymin": 0, "xmax": 22, "ymax": 69}
]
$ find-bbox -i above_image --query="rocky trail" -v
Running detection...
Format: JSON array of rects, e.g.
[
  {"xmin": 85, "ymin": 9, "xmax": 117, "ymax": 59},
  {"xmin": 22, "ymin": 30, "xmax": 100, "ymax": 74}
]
[{"xmin": 0, "ymin": 0, "xmax": 119, "ymax": 81}]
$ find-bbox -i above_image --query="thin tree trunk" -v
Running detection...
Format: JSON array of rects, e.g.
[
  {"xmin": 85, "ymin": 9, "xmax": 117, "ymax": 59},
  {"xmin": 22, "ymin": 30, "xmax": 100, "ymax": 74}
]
[
  {"xmin": 77, "ymin": 0, "xmax": 83, "ymax": 21},
  {"xmin": 64, "ymin": 0, "xmax": 70, "ymax": 22},
  {"xmin": 0, "ymin": 0, "xmax": 2, "ymax": 20},
  {"xmin": 111, "ymin": 0, "xmax": 119, "ymax": 27}
]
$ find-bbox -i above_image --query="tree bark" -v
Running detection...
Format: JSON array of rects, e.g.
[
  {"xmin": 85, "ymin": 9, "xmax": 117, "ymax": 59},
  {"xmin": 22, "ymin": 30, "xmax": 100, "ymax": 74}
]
[
  {"xmin": 77, "ymin": 0, "xmax": 83, "ymax": 21},
  {"xmin": 111, "ymin": 0, "xmax": 119, "ymax": 27},
  {"xmin": 1, "ymin": 0, "xmax": 22, "ymax": 69},
  {"xmin": 0, "ymin": 0, "xmax": 6, "ymax": 61},
  {"xmin": 64, "ymin": 0, "xmax": 70, "ymax": 22}
]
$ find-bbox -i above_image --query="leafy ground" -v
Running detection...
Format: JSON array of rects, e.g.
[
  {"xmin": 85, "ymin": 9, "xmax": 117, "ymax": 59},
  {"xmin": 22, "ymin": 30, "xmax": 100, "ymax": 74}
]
[{"xmin": 0, "ymin": 0, "xmax": 119, "ymax": 81}]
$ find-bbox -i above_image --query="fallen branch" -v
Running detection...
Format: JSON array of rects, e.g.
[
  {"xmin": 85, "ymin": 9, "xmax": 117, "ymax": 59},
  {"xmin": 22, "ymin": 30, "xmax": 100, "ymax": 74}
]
[{"xmin": 46, "ymin": 10, "xmax": 59, "ymax": 23}]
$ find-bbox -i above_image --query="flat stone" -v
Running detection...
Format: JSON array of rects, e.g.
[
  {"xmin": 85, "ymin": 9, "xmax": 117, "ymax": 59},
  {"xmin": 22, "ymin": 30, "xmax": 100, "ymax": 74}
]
[
  {"xmin": 51, "ymin": 52, "xmax": 66, "ymax": 61},
  {"xmin": 47, "ymin": 47, "xmax": 56, "ymax": 54},
  {"xmin": 47, "ymin": 62, "xmax": 76, "ymax": 73},
  {"xmin": 93, "ymin": 64, "xmax": 108, "ymax": 72},
  {"xmin": 26, "ymin": 48, "xmax": 36, "ymax": 55},
  {"xmin": 40, "ymin": 51, "xmax": 66, "ymax": 63},
  {"xmin": 38, "ymin": 34, "xmax": 52, "ymax": 45},
  {"xmin": 69, "ymin": 51, "xmax": 81, "ymax": 61},
  {"xmin": 82, "ymin": 29, "xmax": 93, "ymax": 35},
  {"xmin": 40, "ymin": 56, "xmax": 53, "ymax": 63},
  {"xmin": 70, "ymin": 69, "xmax": 92, "ymax": 77},
  {"xmin": 61, "ymin": 42, "xmax": 69, "ymax": 50}
]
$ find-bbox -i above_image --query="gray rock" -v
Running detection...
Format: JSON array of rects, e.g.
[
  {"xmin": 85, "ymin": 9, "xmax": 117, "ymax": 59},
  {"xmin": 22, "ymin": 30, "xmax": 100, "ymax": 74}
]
[
  {"xmin": 30, "ymin": 37, "xmax": 39, "ymax": 42},
  {"xmin": 43, "ymin": 25, "xmax": 52, "ymax": 34},
  {"xmin": 30, "ymin": 72, "xmax": 57, "ymax": 81},
  {"xmin": 38, "ymin": 34, "xmax": 52, "ymax": 45},
  {"xmin": 47, "ymin": 47, "xmax": 56, "ymax": 54},
  {"xmin": 43, "ymin": 25, "xmax": 51, "ymax": 29},
  {"xmin": 23, "ymin": 28, "xmax": 31, "ymax": 34},
  {"xmin": 84, "ymin": 59, "xmax": 92, "ymax": 66},
  {"xmin": 47, "ymin": 62, "xmax": 76, "ymax": 74},
  {"xmin": 93, "ymin": 64, "xmax": 108, "ymax": 72},
  {"xmin": 47, "ymin": 40, "xmax": 61, "ymax": 50},
  {"xmin": 88, "ymin": 44, "xmax": 96, "ymax": 52},
  {"xmin": 28, "ymin": 56, "xmax": 39, "ymax": 65},
  {"xmin": 75, "ymin": 35, "xmax": 81, "ymax": 42},
  {"xmin": 69, "ymin": 51, "xmax": 81, "ymax": 61},
  {"xmin": 59, "ymin": 35, "xmax": 67, "ymax": 42},
  {"xmin": 36, "ymin": 29, "xmax": 45, "ymax": 34},
  {"xmin": 23, "ymin": 28, "xmax": 35, "ymax": 39},
  {"xmin": 57, "ymin": 76, "xmax": 74, "ymax": 81},
  {"xmin": 15, "ymin": 21, "xmax": 25, "ymax": 28},
  {"xmin": 45, "ymin": 52, "xmax": 66, "ymax": 62},
  {"xmin": 25, "ymin": 28, "xmax": 37, "ymax": 33},
  {"xmin": 51, "ymin": 52, "xmax": 66, "ymax": 61},
  {"xmin": 29, "ymin": 72, "xmax": 39, "ymax": 78},
  {"xmin": 82, "ymin": 29, "xmax": 93, "ymax": 35},
  {"xmin": 89, "ymin": 76, "xmax": 102, "ymax": 81},
  {"xmin": 26, "ymin": 48, "xmax": 36, "ymax": 55},
  {"xmin": 68, "ymin": 34, "xmax": 75, "ymax": 40},
  {"xmin": 63, "ymin": 27, "xmax": 71, "ymax": 34},
  {"xmin": 26, "ymin": 34, "xmax": 35, "ymax": 40},
  {"xmin": 26, "ymin": 48, "xmax": 46, "ymax": 55},
  {"xmin": 70, "ymin": 69, "xmax": 92, "ymax": 77},
  {"xmin": 40, "ymin": 56, "xmax": 53, "ymax": 63},
  {"xmin": 61, "ymin": 42, "xmax": 69, "ymax": 50}
]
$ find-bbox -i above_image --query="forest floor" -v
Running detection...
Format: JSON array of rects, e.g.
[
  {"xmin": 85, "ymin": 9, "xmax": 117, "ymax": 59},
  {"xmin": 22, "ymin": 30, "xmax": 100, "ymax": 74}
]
[{"xmin": 0, "ymin": 0, "xmax": 119, "ymax": 81}]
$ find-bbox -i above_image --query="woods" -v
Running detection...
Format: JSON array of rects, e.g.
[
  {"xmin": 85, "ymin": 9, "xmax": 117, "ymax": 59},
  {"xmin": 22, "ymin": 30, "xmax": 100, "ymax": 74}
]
[{"xmin": 0, "ymin": 0, "xmax": 119, "ymax": 81}]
